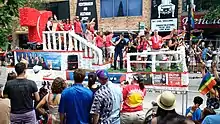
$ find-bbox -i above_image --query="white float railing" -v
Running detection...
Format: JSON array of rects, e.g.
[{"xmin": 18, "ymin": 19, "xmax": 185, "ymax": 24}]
[
  {"xmin": 42, "ymin": 31, "xmax": 103, "ymax": 65},
  {"xmin": 126, "ymin": 47, "xmax": 187, "ymax": 72}
]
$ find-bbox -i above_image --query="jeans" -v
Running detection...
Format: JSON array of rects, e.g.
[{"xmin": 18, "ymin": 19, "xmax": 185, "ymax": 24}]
[{"xmin": 114, "ymin": 50, "xmax": 123, "ymax": 70}]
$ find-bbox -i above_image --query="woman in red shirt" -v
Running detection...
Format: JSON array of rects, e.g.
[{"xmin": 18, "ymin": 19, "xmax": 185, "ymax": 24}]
[
  {"xmin": 95, "ymin": 32, "xmax": 105, "ymax": 61},
  {"xmin": 137, "ymin": 36, "xmax": 150, "ymax": 70},
  {"xmin": 105, "ymin": 31, "xmax": 114, "ymax": 63}
]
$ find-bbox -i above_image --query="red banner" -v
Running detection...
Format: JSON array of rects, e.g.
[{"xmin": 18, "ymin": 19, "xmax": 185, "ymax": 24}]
[
  {"xmin": 168, "ymin": 73, "xmax": 181, "ymax": 86},
  {"xmin": 181, "ymin": 13, "xmax": 220, "ymax": 29}
]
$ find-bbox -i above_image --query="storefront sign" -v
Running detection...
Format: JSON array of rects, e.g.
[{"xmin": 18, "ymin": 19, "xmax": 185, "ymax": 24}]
[
  {"xmin": 168, "ymin": 73, "xmax": 181, "ymax": 86},
  {"xmin": 151, "ymin": 0, "xmax": 178, "ymax": 32},
  {"xmin": 153, "ymin": 73, "xmax": 167, "ymax": 85},
  {"xmin": 181, "ymin": 14, "xmax": 220, "ymax": 28},
  {"xmin": 76, "ymin": 0, "xmax": 98, "ymax": 30},
  {"xmin": 151, "ymin": 19, "xmax": 177, "ymax": 32}
]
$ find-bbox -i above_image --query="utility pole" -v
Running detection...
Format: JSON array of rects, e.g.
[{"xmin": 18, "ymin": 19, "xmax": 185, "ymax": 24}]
[{"xmin": 187, "ymin": 0, "xmax": 192, "ymax": 47}]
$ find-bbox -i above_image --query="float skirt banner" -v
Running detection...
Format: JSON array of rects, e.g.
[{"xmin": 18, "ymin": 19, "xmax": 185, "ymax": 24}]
[
  {"xmin": 14, "ymin": 51, "xmax": 78, "ymax": 71},
  {"xmin": 151, "ymin": 0, "xmax": 178, "ymax": 31}
]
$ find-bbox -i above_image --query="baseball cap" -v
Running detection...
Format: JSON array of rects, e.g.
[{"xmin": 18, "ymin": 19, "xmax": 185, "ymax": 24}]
[
  {"xmin": 96, "ymin": 70, "xmax": 109, "ymax": 80},
  {"xmin": 33, "ymin": 65, "xmax": 42, "ymax": 73}
]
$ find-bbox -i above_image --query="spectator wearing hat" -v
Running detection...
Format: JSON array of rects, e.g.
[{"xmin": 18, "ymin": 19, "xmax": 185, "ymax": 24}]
[
  {"xmin": 121, "ymin": 74, "xmax": 146, "ymax": 124},
  {"xmin": 151, "ymin": 91, "xmax": 177, "ymax": 124},
  {"xmin": 59, "ymin": 69, "xmax": 93, "ymax": 124},
  {"xmin": 90, "ymin": 70, "xmax": 122, "ymax": 124},
  {"xmin": 0, "ymin": 84, "xmax": 10, "ymax": 124},
  {"xmin": 3, "ymin": 62, "xmax": 40, "ymax": 124},
  {"xmin": 113, "ymin": 34, "xmax": 127, "ymax": 70}
]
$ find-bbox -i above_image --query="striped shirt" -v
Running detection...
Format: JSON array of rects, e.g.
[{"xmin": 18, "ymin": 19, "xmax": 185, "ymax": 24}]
[{"xmin": 90, "ymin": 84, "xmax": 113, "ymax": 124}]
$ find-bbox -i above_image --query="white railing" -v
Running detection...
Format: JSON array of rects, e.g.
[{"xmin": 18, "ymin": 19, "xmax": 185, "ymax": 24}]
[
  {"xmin": 42, "ymin": 31, "xmax": 103, "ymax": 65},
  {"xmin": 126, "ymin": 47, "xmax": 187, "ymax": 72}
]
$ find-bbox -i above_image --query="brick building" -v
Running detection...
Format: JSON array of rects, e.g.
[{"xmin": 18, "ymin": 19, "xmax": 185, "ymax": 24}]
[{"xmin": 69, "ymin": 0, "xmax": 183, "ymax": 32}]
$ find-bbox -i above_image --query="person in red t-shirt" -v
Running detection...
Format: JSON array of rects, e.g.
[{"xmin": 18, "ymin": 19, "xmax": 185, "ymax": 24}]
[
  {"xmin": 96, "ymin": 32, "xmax": 105, "ymax": 60},
  {"xmin": 150, "ymin": 29, "xmax": 164, "ymax": 70},
  {"xmin": 121, "ymin": 74, "xmax": 146, "ymax": 124},
  {"xmin": 137, "ymin": 36, "xmax": 150, "ymax": 70},
  {"xmin": 73, "ymin": 16, "xmax": 82, "ymax": 35},
  {"xmin": 56, "ymin": 20, "xmax": 65, "ymax": 31},
  {"xmin": 105, "ymin": 31, "xmax": 114, "ymax": 62}
]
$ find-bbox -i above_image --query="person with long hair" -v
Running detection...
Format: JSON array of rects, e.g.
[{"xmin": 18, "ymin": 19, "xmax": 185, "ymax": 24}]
[
  {"xmin": 121, "ymin": 74, "xmax": 146, "ymax": 124},
  {"xmin": 36, "ymin": 77, "xmax": 67, "ymax": 124},
  {"xmin": 87, "ymin": 72, "xmax": 99, "ymax": 93},
  {"xmin": 151, "ymin": 91, "xmax": 177, "ymax": 124}
]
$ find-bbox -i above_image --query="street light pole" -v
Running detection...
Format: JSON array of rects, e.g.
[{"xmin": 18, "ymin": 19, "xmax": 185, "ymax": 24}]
[{"xmin": 187, "ymin": 0, "xmax": 192, "ymax": 47}]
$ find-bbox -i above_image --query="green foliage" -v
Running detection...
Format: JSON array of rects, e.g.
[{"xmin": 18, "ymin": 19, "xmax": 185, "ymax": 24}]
[
  {"xmin": 0, "ymin": 0, "xmax": 43, "ymax": 50},
  {"xmin": 204, "ymin": 6, "xmax": 220, "ymax": 19}
]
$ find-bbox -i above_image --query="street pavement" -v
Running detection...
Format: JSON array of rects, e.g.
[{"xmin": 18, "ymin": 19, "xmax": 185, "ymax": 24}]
[{"xmin": 143, "ymin": 73, "xmax": 206, "ymax": 115}]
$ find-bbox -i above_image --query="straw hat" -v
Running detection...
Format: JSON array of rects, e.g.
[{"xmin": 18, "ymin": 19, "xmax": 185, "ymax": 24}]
[{"xmin": 156, "ymin": 91, "xmax": 176, "ymax": 111}]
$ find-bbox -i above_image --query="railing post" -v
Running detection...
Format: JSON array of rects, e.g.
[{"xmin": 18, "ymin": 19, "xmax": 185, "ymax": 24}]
[
  {"xmin": 79, "ymin": 41, "xmax": 82, "ymax": 51},
  {"xmin": 152, "ymin": 53, "xmax": 156, "ymax": 72},
  {"xmin": 68, "ymin": 32, "xmax": 73, "ymax": 51},
  {"xmin": 127, "ymin": 53, "xmax": 132, "ymax": 72},
  {"xmin": 42, "ymin": 32, "xmax": 47, "ymax": 50},
  {"xmin": 47, "ymin": 32, "xmax": 52, "ymax": 50},
  {"xmin": 74, "ymin": 39, "xmax": 78, "ymax": 51},
  {"xmin": 63, "ymin": 32, "xmax": 67, "ymax": 50},
  {"xmin": 85, "ymin": 46, "xmax": 88, "ymax": 57},
  {"xmin": 52, "ymin": 32, "xmax": 57, "ymax": 50},
  {"xmin": 89, "ymin": 47, "xmax": 92, "ymax": 58},
  {"xmin": 58, "ymin": 33, "xmax": 62, "ymax": 50}
]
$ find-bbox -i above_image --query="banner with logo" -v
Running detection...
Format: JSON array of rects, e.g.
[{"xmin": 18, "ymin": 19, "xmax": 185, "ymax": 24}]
[
  {"xmin": 151, "ymin": 0, "xmax": 178, "ymax": 32},
  {"xmin": 76, "ymin": 0, "xmax": 98, "ymax": 30},
  {"xmin": 14, "ymin": 51, "xmax": 79, "ymax": 71}
]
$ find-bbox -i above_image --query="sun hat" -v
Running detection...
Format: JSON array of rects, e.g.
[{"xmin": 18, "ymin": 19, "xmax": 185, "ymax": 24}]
[
  {"xmin": 156, "ymin": 91, "xmax": 176, "ymax": 111},
  {"xmin": 33, "ymin": 65, "xmax": 42, "ymax": 73},
  {"xmin": 96, "ymin": 70, "xmax": 108, "ymax": 80}
]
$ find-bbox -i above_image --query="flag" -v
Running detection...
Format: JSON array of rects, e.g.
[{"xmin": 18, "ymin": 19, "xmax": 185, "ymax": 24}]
[
  {"xmin": 198, "ymin": 72, "xmax": 217, "ymax": 95},
  {"xmin": 190, "ymin": 4, "xmax": 195, "ymax": 28}
]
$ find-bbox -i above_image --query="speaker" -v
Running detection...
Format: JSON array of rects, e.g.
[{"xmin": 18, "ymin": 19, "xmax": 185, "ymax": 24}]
[{"xmin": 67, "ymin": 55, "xmax": 78, "ymax": 70}]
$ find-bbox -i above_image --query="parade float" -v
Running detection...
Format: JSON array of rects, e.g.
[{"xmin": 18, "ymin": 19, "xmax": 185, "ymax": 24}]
[{"xmin": 1, "ymin": 7, "xmax": 189, "ymax": 96}]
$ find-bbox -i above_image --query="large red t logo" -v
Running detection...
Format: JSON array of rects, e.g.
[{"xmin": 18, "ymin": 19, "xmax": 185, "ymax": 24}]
[{"xmin": 19, "ymin": 7, "xmax": 52, "ymax": 43}]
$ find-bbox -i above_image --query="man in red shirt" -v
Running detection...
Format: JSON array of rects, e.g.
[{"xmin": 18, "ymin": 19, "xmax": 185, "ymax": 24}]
[
  {"xmin": 121, "ymin": 74, "xmax": 146, "ymax": 124},
  {"xmin": 150, "ymin": 29, "xmax": 164, "ymax": 70},
  {"xmin": 73, "ymin": 16, "xmax": 82, "ymax": 35}
]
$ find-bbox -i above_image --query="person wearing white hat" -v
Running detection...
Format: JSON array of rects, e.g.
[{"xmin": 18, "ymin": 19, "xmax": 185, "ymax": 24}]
[{"xmin": 151, "ymin": 91, "xmax": 177, "ymax": 124}]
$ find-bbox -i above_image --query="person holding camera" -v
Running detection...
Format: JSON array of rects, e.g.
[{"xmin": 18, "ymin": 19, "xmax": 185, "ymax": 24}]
[{"xmin": 113, "ymin": 34, "xmax": 127, "ymax": 70}]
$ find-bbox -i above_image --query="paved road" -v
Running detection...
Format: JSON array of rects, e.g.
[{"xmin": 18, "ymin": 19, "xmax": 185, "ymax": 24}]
[{"xmin": 143, "ymin": 74, "xmax": 206, "ymax": 115}]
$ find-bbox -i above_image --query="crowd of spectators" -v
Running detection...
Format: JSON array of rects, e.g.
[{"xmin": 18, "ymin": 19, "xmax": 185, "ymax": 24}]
[{"xmin": 1, "ymin": 62, "xmax": 220, "ymax": 124}]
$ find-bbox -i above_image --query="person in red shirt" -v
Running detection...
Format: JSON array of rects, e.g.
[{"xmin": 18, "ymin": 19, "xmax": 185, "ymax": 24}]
[
  {"xmin": 73, "ymin": 16, "xmax": 82, "ymax": 35},
  {"xmin": 105, "ymin": 31, "xmax": 114, "ymax": 63},
  {"xmin": 137, "ymin": 36, "xmax": 150, "ymax": 70},
  {"xmin": 150, "ymin": 29, "xmax": 163, "ymax": 50},
  {"xmin": 96, "ymin": 32, "xmax": 105, "ymax": 60},
  {"xmin": 65, "ymin": 19, "xmax": 72, "ymax": 31},
  {"xmin": 56, "ymin": 20, "xmax": 65, "ymax": 31},
  {"xmin": 121, "ymin": 74, "xmax": 146, "ymax": 124},
  {"xmin": 150, "ymin": 29, "xmax": 164, "ymax": 70}
]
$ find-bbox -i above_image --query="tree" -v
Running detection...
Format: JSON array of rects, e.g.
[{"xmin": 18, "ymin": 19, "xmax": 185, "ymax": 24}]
[
  {"xmin": 202, "ymin": 0, "xmax": 220, "ymax": 19},
  {"xmin": 0, "ymin": 0, "xmax": 43, "ymax": 50}
]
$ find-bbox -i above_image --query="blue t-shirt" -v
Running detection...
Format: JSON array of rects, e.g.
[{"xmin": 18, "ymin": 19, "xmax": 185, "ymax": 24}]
[
  {"xmin": 81, "ymin": 23, "xmax": 87, "ymax": 33},
  {"xmin": 202, "ymin": 115, "xmax": 220, "ymax": 124},
  {"xmin": 58, "ymin": 84, "xmax": 93, "ymax": 124},
  {"xmin": 115, "ymin": 37, "xmax": 127, "ymax": 52},
  {"xmin": 185, "ymin": 107, "xmax": 202, "ymax": 121},
  {"xmin": 107, "ymin": 81, "xmax": 122, "ymax": 124},
  {"xmin": 202, "ymin": 48, "xmax": 208, "ymax": 60}
]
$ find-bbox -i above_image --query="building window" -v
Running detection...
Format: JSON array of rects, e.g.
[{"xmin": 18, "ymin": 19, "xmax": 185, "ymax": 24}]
[
  {"xmin": 100, "ymin": 0, "xmax": 142, "ymax": 18},
  {"xmin": 45, "ymin": 1, "xmax": 70, "ymax": 20}
]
